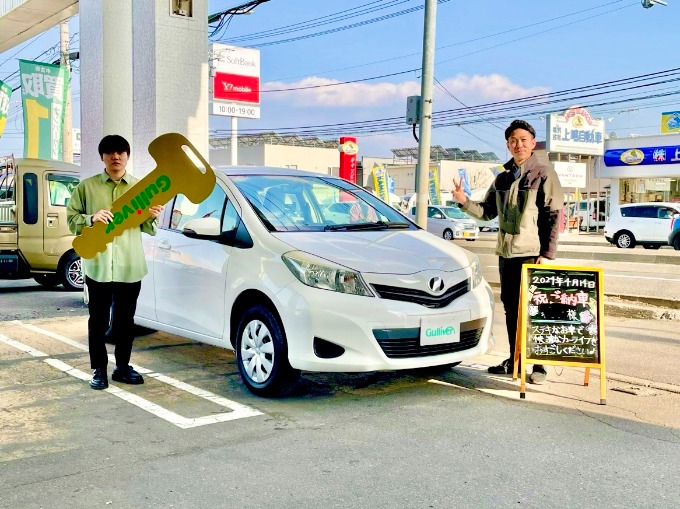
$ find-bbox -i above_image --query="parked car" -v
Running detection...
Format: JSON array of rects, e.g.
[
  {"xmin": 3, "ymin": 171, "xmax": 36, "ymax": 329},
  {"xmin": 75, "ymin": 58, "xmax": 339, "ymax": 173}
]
[
  {"xmin": 408, "ymin": 205, "xmax": 480, "ymax": 241},
  {"xmin": 604, "ymin": 202, "xmax": 680, "ymax": 249},
  {"xmin": 669, "ymin": 213, "xmax": 680, "ymax": 250},
  {"xmin": 472, "ymin": 215, "xmax": 499, "ymax": 232},
  {"xmin": 0, "ymin": 156, "xmax": 83, "ymax": 290},
  {"xmin": 567, "ymin": 198, "xmax": 608, "ymax": 231},
  {"xmin": 134, "ymin": 167, "xmax": 495, "ymax": 396}
]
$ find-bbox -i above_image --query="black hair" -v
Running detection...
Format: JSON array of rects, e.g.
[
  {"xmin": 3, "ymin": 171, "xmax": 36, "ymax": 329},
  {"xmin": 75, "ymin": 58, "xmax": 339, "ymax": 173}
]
[
  {"xmin": 98, "ymin": 135, "xmax": 131, "ymax": 157},
  {"xmin": 504, "ymin": 120, "xmax": 536, "ymax": 140}
]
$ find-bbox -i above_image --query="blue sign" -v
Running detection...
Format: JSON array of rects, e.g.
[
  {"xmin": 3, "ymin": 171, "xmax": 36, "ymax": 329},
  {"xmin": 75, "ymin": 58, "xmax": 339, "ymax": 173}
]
[
  {"xmin": 603, "ymin": 145, "xmax": 680, "ymax": 167},
  {"xmin": 457, "ymin": 168, "xmax": 471, "ymax": 196}
]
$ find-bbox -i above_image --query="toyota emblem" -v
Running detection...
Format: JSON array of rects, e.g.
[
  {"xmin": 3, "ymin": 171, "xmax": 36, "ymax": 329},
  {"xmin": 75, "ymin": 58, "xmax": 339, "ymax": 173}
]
[{"xmin": 428, "ymin": 276, "xmax": 445, "ymax": 294}]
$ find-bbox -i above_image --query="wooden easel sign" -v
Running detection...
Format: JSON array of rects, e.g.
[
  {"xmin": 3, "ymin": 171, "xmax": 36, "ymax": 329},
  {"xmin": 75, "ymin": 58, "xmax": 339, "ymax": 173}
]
[{"xmin": 513, "ymin": 264, "xmax": 607, "ymax": 405}]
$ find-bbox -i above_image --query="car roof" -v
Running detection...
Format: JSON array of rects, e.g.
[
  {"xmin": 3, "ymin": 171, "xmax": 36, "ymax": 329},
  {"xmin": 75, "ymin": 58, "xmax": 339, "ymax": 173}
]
[
  {"xmin": 214, "ymin": 165, "xmax": 339, "ymax": 179},
  {"xmin": 621, "ymin": 202, "xmax": 680, "ymax": 208}
]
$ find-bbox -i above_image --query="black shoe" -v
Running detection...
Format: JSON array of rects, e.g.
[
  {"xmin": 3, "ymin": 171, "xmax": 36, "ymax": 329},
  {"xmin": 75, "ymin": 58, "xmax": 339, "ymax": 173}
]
[
  {"xmin": 112, "ymin": 365, "xmax": 144, "ymax": 385},
  {"xmin": 488, "ymin": 358, "xmax": 512, "ymax": 375},
  {"xmin": 529, "ymin": 365, "xmax": 547, "ymax": 384},
  {"xmin": 90, "ymin": 367, "xmax": 108, "ymax": 390}
]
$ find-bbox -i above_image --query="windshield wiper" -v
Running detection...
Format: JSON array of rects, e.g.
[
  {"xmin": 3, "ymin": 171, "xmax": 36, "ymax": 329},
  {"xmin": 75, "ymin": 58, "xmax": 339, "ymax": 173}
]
[{"xmin": 324, "ymin": 221, "xmax": 411, "ymax": 231}]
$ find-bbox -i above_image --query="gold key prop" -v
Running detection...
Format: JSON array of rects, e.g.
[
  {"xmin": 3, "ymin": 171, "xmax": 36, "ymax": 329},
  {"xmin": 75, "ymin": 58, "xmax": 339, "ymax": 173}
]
[{"xmin": 73, "ymin": 132, "xmax": 216, "ymax": 259}]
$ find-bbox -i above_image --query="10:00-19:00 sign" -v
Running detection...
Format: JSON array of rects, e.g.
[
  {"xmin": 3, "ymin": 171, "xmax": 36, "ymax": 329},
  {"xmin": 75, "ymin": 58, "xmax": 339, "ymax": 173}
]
[{"xmin": 213, "ymin": 103, "xmax": 260, "ymax": 119}]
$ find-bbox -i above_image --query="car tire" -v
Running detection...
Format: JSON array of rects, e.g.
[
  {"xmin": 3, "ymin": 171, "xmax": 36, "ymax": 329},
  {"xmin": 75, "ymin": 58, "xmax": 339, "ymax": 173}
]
[
  {"xmin": 33, "ymin": 274, "xmax": 61, "ymax": 288},
  {"xmin": 235, "ymin": 304, "xmax": 300, "ymax": 397},
  {"xmin": 59, "ymin": 251, "xmax": 84, "ymax": 291},
  {"xmin": 443, "ymin": 229, "xmax": 453, "ymax": 241},
  {"xmin": 674, "ymin": 236, "xmax": 680, "ymax": 251},
  {"xmin": 614, "ymin": 231, "xmax": 635, "ymax": 249}
]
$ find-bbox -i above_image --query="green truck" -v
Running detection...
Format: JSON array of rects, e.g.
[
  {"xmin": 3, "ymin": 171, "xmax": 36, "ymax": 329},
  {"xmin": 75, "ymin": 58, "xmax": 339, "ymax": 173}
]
[{"xmin": 0, "ymin": 156, "xmax": 83, "ymax": 290}]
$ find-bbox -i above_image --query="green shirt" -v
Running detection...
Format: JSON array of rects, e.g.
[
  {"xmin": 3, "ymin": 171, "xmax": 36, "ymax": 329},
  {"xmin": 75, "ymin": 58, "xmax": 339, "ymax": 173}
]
[{"xmin": 67, "ymin": 171, "xmax": 157, "ymax": 283}]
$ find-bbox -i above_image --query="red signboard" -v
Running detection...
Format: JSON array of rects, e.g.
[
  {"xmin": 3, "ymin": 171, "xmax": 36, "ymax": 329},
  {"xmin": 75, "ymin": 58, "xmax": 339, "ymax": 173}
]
[
  {"xmin": 339, "ymin": 136, "xmax": 358, "ymax": 183},
  {"xmin": 213, "ymin": 72, "xmax": 260, "ymax": 104}
]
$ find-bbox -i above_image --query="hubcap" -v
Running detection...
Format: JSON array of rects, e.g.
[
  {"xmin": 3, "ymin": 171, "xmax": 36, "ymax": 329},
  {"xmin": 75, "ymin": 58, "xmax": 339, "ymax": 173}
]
[
  {"xmin": 67, "ymin": 258, "xmax": 84, "ymax": 288},
  {"xmin": 619, "ymin": 235, "xmax": 631, "ymax": 248},
  {"xmin": 240, "ymin": 319, "xmax": 275, "ymax": 384}
]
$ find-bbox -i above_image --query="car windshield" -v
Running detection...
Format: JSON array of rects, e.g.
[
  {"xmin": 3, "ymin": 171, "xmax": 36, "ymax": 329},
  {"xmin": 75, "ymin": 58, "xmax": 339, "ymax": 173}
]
[
  {"xmin": 441, "ymin": 206, "xmax": 469, "ymax": 220},
  {"xmin": 231, "ymin": 174, "xmax": 414, "ymax": 232}
]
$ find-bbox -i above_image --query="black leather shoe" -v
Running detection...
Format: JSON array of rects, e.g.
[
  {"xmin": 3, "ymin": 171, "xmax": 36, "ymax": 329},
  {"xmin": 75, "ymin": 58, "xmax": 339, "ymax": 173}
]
[
  {"xmin": 112, "ymin": 365, "xmax": 144, "ymax": 385},
  {"xmin": 90, "ymin": 367, "xmax": 108, "ymax": 390}
]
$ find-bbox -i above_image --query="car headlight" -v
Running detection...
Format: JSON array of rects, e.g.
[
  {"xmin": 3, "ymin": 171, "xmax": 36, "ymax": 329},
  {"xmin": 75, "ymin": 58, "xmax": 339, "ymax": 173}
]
[
  {"xmin": 464, "ymin": 250, "xmax": 483, "ymax": 288},
  {"xmin": 282, "ymin": 251, "xmax": 374, "ymax": 296}
]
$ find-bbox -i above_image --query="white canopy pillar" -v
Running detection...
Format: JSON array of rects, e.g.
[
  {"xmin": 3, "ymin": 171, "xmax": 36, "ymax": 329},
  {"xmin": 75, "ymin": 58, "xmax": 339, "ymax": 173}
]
[
  {"xmin": 79, "ymin": 0, "xmax": 134, "ymax": 177},
  {"xmin": 132, "ymin": 0, "xmax": 209, "ymax": 177}
]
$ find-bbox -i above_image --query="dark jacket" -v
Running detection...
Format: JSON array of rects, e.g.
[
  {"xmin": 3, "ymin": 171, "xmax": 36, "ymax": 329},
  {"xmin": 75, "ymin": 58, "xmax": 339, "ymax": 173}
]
[{"xmin": 462, "ymin": 154, "xmax": 563, "ymax": 259}]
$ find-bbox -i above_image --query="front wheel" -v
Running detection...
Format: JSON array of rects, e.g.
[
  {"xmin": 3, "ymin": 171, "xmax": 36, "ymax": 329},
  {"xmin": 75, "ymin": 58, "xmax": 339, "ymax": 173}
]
[
  {"xmin": 614, "ymin": 231, "xmax": 635, "ymax": 249},
  {"xmin": 442, "ymin": 229, "xmax": 453, "ymax": 241},
  {"xmin": 60, "ymin": 252, "xmax": 84, "ymax": 291},
  {"xmin": 673, "ymin": 236, "xmax": 680, "ymax": 251},
  {"xmin": 235, "ymin": 304, "xmax": 300, "ymax": 397}
]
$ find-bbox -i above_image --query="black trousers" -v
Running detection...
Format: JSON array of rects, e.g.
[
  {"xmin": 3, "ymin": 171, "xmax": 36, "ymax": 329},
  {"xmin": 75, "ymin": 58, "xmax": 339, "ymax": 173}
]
[
  {"xmin": 499, "ymin": 256, "xmax": 537, "ymax": 363},
  {"xmin": 86, "ymin": 276, "xmax": 141, "ymax": 369}
]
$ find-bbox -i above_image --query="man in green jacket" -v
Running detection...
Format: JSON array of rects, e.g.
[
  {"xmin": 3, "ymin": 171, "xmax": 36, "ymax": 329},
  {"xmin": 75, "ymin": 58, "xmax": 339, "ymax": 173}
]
[
  {"xmin": 67, "ymin": 135, "xmax": 163, "ymax": 390},
  {"xmin": 452, "ymin": 120, "xmax": 563, "ymax": 384}
]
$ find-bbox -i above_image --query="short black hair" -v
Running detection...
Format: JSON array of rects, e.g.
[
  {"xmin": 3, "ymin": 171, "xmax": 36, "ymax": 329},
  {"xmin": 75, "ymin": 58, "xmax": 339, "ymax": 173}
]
[
  {"xmin": 504, "ymin": 120, "xmax": 536, "ymax": 140},
  {"xmin": 98, "ymin": 135, "xmax": 130, "ymax": 157}
]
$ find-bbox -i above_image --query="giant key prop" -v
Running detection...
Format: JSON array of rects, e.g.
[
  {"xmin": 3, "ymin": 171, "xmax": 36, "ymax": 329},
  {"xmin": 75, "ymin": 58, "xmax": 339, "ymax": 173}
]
[{"xmin": 73, "ymin": 132, "xmax": 216, "ymax": 259}]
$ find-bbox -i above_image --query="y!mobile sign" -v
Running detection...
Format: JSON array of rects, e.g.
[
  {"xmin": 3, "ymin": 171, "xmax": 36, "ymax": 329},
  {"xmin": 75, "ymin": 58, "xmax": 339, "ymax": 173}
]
[{"xmin": 211, "ymin": 43, "xmax": 260, "ymax": 105}]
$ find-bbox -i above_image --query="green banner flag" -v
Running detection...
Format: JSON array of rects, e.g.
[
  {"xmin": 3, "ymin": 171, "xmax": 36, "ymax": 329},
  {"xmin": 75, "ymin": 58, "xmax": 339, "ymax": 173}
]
[
  {"xmin": 19, "ymin": 59, "xmax": 69, "ymax": 160},
  {"xmin": 0, "ymin": 80, "xmax": 11, "ymax": 139}
]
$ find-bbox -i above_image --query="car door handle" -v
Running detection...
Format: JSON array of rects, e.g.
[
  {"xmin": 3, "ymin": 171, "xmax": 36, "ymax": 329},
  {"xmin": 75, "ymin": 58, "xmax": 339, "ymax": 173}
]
[
  {"xmin": 157, "ymin": 239, "xmax": 171, "ymax": 251},
  {"xmin": 46, "ymin": 212, "xmax": 58, "ymax": 228}
]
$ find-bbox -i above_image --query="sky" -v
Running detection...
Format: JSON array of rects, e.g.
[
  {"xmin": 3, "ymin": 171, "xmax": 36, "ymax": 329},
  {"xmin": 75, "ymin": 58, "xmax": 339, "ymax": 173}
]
[{"xmin": 0, "ymin": 0, "xmax": 677, "ymax": 161}]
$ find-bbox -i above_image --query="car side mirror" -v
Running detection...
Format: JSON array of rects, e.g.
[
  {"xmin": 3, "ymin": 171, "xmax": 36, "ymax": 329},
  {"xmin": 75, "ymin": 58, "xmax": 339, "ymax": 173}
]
[{"xmin": 182, "ymin": 217, "xmax": 220, "ymax": 238}]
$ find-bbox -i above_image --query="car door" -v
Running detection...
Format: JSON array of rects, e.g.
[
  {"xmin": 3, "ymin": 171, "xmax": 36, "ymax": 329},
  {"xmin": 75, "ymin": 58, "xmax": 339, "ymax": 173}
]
[
  {"xmin": 152, "ymin": 183, "xmax": 232, "ymax": 339},
  {"xmin": 651, "ymin": 205, "xmax": 677, "ymax": 241},
  {"xmin": 426, "ymin": 206, "xmax": 447, "ymax": 236}
]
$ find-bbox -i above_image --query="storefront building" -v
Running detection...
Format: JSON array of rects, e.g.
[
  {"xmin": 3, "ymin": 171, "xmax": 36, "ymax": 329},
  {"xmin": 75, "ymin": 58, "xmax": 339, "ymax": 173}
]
[{"xmin": 597, "ymin": 133, "xmax": 680, "ymax": 207}]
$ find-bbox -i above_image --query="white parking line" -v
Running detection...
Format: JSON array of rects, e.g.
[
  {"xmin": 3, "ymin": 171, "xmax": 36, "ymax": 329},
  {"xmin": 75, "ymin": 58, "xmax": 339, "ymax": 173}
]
[{"xmin": 5, "ymin": 322, "xmax": 263, "ymax": 429}]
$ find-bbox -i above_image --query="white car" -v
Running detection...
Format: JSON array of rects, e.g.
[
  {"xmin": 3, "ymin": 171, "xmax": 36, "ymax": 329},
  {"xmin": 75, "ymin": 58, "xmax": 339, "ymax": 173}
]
[
  {"xmin": 604, "ymin": 202, "xmax": 680, "ymax": 249},
  {"xmin": 409, "ymin": 205, "xmax": 480, "ymax": 241},
  {"xmin": 135, "ymin": 167, "xmax": 495, "ymax": 396}
]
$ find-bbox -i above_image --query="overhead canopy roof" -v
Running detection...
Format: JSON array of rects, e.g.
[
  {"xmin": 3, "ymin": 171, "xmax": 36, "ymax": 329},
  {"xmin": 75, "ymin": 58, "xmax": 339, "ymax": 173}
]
[
  {"xmin": 210, "ymin": 132, "xmax": 338, "ymax": 149},
  {"xmin": 391, "ymin": 146, "xmax": 500, "ymax": 162},
  {"xmin": 0, "ymin": 0, "xmax": 79, "ymax": 53}
]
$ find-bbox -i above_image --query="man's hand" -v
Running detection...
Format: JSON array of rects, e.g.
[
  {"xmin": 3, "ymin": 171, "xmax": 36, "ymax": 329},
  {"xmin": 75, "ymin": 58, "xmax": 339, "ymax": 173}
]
[
  {"xmin": 452, "ymin": 178, "xmax": 467, "ymax": 204},
  {"xmin": 149, "ymin": 205, "xmax": 163, "ymax": 219},
  {"xmin": 536, "ymin": 256, "xmax": 552, "ymax": 264},
  {"xmin": 92, "ymin": 209, "xmax": 113, "ymax": 224}
]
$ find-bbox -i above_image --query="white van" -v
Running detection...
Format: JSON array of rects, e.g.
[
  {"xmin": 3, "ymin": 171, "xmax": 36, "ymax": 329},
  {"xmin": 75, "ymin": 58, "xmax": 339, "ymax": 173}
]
[
  {"xmin": 567, "ymin": 198, "xmax": 607, "ymax": 231},
  {"xmin": 604, "ymin": 202, "xmax": 680, "ymax": 248}
]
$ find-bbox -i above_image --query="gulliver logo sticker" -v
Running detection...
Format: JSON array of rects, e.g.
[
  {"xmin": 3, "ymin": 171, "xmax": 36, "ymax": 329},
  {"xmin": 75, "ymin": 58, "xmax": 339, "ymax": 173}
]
[
  {"xmin": 73, "ymin": 132, "xmax": 216, "ymax": 259},
  {"xmin": 620, "ymin": 148, "xmax": 644, "ymax": 165}
]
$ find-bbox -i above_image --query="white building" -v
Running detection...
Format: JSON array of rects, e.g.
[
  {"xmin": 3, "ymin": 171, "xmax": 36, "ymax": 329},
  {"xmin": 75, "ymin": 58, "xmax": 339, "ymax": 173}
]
[{"xmin": 597, "ymin": 133, "xmax": 680, "ymax": 207}]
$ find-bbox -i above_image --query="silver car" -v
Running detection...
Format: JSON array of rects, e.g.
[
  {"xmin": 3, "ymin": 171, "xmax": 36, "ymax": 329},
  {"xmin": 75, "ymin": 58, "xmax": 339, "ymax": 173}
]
[{"xmin": 409, "ymin": 205, "xmax": 480, "ymax": 241}]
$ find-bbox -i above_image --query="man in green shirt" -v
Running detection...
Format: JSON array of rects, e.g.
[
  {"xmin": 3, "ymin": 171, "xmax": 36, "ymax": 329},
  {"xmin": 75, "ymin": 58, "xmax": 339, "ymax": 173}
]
[{"xmin": 67, "ymin": 135, "xmax": 163, "ymax": 390}]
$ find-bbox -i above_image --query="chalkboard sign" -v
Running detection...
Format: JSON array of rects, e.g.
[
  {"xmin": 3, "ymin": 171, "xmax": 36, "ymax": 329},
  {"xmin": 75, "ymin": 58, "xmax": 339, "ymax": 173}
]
[{"xmin": 515, "ymin": 264, "xmax": 607, "ymax": 404}]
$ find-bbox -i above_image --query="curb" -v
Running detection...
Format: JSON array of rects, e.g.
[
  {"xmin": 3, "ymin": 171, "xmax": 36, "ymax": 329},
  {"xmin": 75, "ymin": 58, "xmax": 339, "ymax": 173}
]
[{"xmin": 462, "ymin": 244, "xmax": 680, "ymax": 265}]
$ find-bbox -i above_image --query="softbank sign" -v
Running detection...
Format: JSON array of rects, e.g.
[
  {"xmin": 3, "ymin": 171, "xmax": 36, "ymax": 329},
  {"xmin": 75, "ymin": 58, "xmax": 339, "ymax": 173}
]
[{"xmin": 211, "ymin": 43, "xmax": 260, "ymax": 105}]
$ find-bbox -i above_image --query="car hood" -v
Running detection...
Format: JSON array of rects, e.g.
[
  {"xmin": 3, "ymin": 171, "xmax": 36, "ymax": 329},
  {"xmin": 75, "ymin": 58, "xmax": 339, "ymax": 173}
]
[{"xmin": 271, "ymin": 230, "xmax": 471, "ymax": 274}]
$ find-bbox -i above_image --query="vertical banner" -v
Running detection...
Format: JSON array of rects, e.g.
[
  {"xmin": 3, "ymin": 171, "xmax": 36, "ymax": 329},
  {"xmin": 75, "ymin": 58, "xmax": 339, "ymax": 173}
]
[
  {"xmin": 428, "ymin": 166, "xmax": 441, "ymax": 205},
  {"xmin": 0, "ymin": 80, "xmax": 11, "ymax": 139},
  {"xmin": 371, "ymin": 163, "xmax": 389, "ymax": 202},
  {"xmin": 19, "ymin": 59, "xmax": 69, "ymax": 160},
  {"xmin": 457, "ymin": 168, "xmax": 471, "ymax": 196},
  {"xmin": 338, "ymin": 136, "xmax": 358, "ymax": 183}
]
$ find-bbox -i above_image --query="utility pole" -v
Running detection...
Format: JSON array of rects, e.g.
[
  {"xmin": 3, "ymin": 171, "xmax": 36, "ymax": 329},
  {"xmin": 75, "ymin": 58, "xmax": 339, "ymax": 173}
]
[
  {"xmin": 414, "ymin": 0, "xmax": 436, "ymax": 228},
  {"xmin": 60, "ymin": 20, "xmax": 73, "ymax": 163}
]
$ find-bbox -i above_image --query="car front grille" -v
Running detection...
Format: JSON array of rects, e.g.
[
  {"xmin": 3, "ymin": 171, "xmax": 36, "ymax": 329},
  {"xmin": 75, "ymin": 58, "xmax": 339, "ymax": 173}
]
[
  {"xmin": 371, "ymin": 279, "xmax": 469, "ymax": 308},
  {"xmin": 373, "ymin": 318, "xmax": 485, "ymax": 358}
]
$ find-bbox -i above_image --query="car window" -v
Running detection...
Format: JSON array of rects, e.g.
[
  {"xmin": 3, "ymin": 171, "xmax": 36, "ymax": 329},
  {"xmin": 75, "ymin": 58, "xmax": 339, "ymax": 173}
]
[
  {"xmin": 170, "ymin": 184, "xmax": 226, "ymax": 231},
  {"xmin": 658, "ymin": 207, "xmax": 675, "ymax": 219},
  {"xmin": 427, "ymin": 207, "xmax": 440, "ymax": 218},
  {"xmin": 222, "ymin": 199, "xmax": 240, "ymax": 233},
  {"xmin": 232, "ymin": 174, "xmax": 410, "ymax": 232},
  {"xmin": 441, "ymin": 207, "xmax": 469, "ymax": 220},
  {"xmin": 48, "ymin": 174, "xmax": 79, "ymax": 207}
]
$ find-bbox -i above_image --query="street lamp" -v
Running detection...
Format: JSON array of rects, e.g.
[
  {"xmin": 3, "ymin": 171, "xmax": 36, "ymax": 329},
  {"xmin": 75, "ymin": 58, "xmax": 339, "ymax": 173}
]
[{"xmin": 641, "ymin": 0, "xmax": 667, "ymax": 8}]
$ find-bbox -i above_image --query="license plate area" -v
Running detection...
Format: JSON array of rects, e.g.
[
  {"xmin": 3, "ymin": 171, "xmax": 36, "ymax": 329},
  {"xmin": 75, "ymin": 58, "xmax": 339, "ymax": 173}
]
[{"xmin": 420, "ymin": 311, "xmax": 469, "ymax": 346}]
